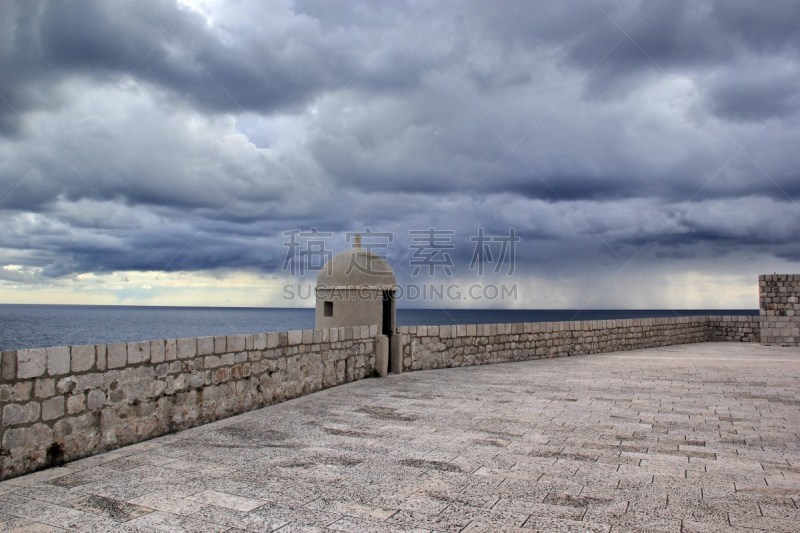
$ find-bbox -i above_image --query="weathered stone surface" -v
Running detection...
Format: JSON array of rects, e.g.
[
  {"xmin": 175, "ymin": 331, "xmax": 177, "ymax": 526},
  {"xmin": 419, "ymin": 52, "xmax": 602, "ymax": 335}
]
[
  {"xmin": 227, "ymin": 335, "xmax": 245, "ymax": 352},
  {"xmin": 165, "ymin": 338, "xmax": 178, "ymax": 361},
  {"xmin": 41, "ymin": 397, "xmax": 64, "ymax": 421},
  {"xmin": 34, "ymin": 378, "xmax": 55, "ymax": 399},
  {"xmin": 16, "ymin": 349, "xmax": 47, "ymax": 379},
  {"xmin": 150, "ymin": 340, "xmax": 165, "ymax": 364},
  {"xmin": 127, "ymin": 342, "xmax": 150, "ymax": 365},
  {"xmin": 87, "ymin": 389, "xmax": 106, "ymax": 411},
  {"xmin": 197, "ymin": 336, "xmax": 214, "ymax": 356},
  {"xmin": 2, "ymin": 402, "xmax": 40, "ymax": 425},
  {"xmin": 66, "ymin": 393, "xmax": 86, "ymax": 415},
  {"xmin": 1, "ymin": 350, "xmax": 16, "ymax": 380},
  {"xmin": 759, "ymin": 274, "xmax": 800, "ymax": 345},
  {"xmin": 107, "ymin": 343, "xmax": 127, "ymax": 369},
  {"xmin": 287, "ymin": 330, "xmax": 303, "ymax": 345},
  {"xmin": 70, "ymin": 345, "xmax": 95, "ymax": 372},
  {"xmin": 177, "ymin": 338, "xmax": 196, "ymax": 359},
  {"xmin": 46, "ymin": 346, "xmax": 70, "ymax": 376},
  {"xmin": 96, "ymin": 344, "xmax": 107, "ymax": 371}
]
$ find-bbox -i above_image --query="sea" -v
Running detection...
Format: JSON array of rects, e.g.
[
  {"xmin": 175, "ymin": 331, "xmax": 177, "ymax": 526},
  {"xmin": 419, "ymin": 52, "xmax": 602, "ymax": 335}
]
[{"xmin": 0, "ymin": 304, "xmax": 758, "ymax": 351}]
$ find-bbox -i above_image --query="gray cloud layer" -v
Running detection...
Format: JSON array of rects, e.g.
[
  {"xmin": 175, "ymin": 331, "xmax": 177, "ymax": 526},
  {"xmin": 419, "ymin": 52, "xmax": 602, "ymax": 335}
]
[{"xmin": 1, "ymin": 0, "xmax": 799, "ymax": 304}]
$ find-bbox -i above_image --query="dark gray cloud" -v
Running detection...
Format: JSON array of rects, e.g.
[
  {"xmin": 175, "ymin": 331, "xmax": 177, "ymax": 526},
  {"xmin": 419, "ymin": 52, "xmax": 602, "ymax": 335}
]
[{"xmin": 1, "ymin": 0, "xmax": 799, "ymax": 306}]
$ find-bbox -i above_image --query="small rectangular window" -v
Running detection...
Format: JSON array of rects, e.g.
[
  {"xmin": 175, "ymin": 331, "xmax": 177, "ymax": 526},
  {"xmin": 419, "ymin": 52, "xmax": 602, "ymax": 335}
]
[{"xmin": 324, "ymin": 301, "xmax": 333, "ymax": 317}]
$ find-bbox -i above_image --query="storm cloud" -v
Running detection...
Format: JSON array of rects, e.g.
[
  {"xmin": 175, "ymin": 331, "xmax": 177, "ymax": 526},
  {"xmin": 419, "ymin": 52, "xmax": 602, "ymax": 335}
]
[{"xmin": 1, "ymin": 0, "xmax": 798, "ymax": 308}]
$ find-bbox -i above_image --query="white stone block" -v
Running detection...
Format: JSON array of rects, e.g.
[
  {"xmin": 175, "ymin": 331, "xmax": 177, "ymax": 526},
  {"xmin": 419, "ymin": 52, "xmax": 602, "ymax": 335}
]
[
  {"xmin": 71, "ymin": 345, "xmax": 95, "ymax": 372},
  {"xmin": 47, "ymin": 346, "xmax": 70, "ymax": 376},
  {"xmin": 177, "ymin": 338, "xmax": 197, "ymax": 359},
  {"xmin": 287, "ymin": 330, "xmax": 303, "ymax": 345},
  {"xmin": 197, "ymin": 337, "xmax": 215, "ymax": 356},
  {"xmin": 17, "ymin": 349, "xmax": 47, "ymax": 379},
  {"xmin": 107, "ymin": 343, "xmax": 127, "ymax": 369}
]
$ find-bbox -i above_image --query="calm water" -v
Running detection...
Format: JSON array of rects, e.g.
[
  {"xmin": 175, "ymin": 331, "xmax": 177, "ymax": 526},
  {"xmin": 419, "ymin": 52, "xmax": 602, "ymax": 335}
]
[{"xmin": 0, "ymin": 304, "xmax": 758, "ymax": 350}]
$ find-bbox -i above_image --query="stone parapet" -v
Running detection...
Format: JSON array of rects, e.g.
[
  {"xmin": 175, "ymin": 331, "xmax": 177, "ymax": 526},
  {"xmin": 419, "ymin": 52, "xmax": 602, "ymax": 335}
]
[
  {"xmin": 0, "ymin": 325, "xmax": 378, "ymax": 480},
  {"xmin": 396, "ymin": 316, "xmax": 715, "ymax": 371},
  {"xmin": 708, "ymin": 315, "xmax": 761, "ymax": 343}
]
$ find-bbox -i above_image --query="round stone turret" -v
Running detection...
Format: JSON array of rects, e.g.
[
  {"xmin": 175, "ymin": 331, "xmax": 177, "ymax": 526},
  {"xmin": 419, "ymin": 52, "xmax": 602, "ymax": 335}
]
[{"xmin": 315, "ymin": 240, "xmax": 396, "ymax": 335}]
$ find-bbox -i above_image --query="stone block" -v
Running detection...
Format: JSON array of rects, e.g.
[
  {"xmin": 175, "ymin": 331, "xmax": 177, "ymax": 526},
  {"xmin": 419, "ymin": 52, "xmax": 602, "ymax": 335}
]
[
  {"xmin": 42, "ymin": 397, "xmax": 64, "ymax": 421},
  {"xmin": 197, "ymin": 336, "xmax": 215, "ymax": 356},
  {"xmin": 46, "ymin": 346, "xmax": 70, "ymax": 376},
  {"xmin": 107, "ymin": 343, "xmax": 127, "ymax": 369},
  {"xmin": 2, "ymin": 350, "xmax": 16, "ymax": 380},
  {"xmin": 287, "ymin": 330, "xmax": 303, "ymax": 345},
  {"xmin": 67, "ymin": 394, "xmax": 86, "ymax": 415},
  {"xmin": 211, "ymin": 336, "xmax": 225, "ymax": 354},
  {"xmin": 227, "ymin": 335, "xmax": 246, "ymax": 352},
  {"xmin": 96, "ymin": 344, "xmax": 107, "ymax": 371},
  {"xmin": 150, "ymin": 340, "xmax": 165, "ymax": 364},
  {"xmin": 302, "ymin": 330, "xmax": 313, "ymax": 344},
  {"xmin": 71, "ymin": 345, "xmax": 95, "ymax": 372},
  {"xmin": 204, "ymin": 356, "xmax": 221, "ymax": 369},
  {"xmin": 165, "ymin": 339, "xmax": 178, "ymax": 361},
  {"xmin": 177, "ymin": 338, "xmax": 197, "ymax": 359},
  {"xmin": 34, "ymin": 378, "xmax": 55, "ymax": 399},
  {"xmin": 2, "ymin": 402, "xmax": 40, "ymax": 425},
  {"xmin": 87, "ymin": 389, "xmax": 106, "ymax": 411},
  {"xmin": 266, "ymin": 332, "xmax": 280, "ymax": 348},
  {"xmin": 254, "ymin": 333, "xmax": 267, "ymax": 350},
  {"xmin": 128, "ymin": 341, "xmax": 150, "ymax": 365},
  {"xmin": 2, "ymin": 423, "xmax": 52, "ymax": 451},
  {"xmin": 17, "ymin": 348, "xmax": 47, "ymax": 379}
]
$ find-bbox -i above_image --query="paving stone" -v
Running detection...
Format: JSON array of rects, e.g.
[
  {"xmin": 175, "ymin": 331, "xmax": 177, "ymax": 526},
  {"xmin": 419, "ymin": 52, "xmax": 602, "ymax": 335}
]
[
  {"xmin": 0, "ymin": 511, "xmax": 64, "ymax": 532},
  {"xmin": 123, "ymin": 510, "xmax": 230, "ymax": 532},
  {"xmin": 67, "ymin": 494, "xmax": 153, "ymax": 522},
  {"xmin": 186, "ymin": 489, "xmax": 269, "ymax": 512},
  {"xmin": 521, "ymin": 515, "xmax": 610, "ymax": 532},
  {"xmin": 187, "ymin": 505, "xmax": 288, "ymax": 531}
]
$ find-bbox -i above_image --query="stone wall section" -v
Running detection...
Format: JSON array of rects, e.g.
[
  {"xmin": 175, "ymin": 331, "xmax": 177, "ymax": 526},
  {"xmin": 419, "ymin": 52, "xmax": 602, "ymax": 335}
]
[
  {"xmin": 759, "ymin": 274, "xmax": 800, "ymax": 345},
  {"xmin": 0, "ymin": 325, "xmax": 378, "ymax": 480},
  {"xmin": 397, "ymin": 317, "xmax": 712, "ymax": 372},
  {"xmin": 708, "ymin": 315, "xmax": 761, "ymax": 343},
  {"xmin": 0, "ymin": 310, "xmax": 773, "ymax": 480}
]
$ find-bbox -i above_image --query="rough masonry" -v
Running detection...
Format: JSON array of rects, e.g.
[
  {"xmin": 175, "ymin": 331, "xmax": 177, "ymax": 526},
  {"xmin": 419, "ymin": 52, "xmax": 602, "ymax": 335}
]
[
  {"xmin": 1, "ymin": 326, "xmax": 378, "ymax": 480},
  {"xmin": 759, "ymin": 273, "xmax": 800, "ymax": 346}
]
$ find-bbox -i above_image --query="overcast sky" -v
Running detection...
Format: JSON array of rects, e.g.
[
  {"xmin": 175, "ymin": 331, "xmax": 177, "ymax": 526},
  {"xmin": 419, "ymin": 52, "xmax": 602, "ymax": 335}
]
[{"xmin": 1, "ymin": 0, "xmax": 798, "ymax": 309}]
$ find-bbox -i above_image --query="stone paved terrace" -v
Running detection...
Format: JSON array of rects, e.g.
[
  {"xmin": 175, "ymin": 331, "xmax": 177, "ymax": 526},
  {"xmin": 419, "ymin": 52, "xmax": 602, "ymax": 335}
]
[{"xmin": 0, "ymin": 342, "xmax": 798, "ymax": 532}]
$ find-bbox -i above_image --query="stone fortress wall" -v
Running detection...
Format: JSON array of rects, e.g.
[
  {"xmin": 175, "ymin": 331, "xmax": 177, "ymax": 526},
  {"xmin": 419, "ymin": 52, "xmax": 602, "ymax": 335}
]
[
  {"xmin": 397, "ymin": 316, "xmax": 756, "ymax": 372},
  {"xmin": 1, "ymin": 326, "xmax": 379, "ymax": 480},
  {"xmin": 1, "ymin": 274, "xmax": 797, "ymax": 480},
  {"xmin": 759, "ymin": 274, "xmax": 800, "ymax": 346}
]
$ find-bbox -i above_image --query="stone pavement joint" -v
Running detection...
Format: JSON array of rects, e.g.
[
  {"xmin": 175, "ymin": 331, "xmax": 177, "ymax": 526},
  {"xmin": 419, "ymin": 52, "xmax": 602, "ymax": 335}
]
[{"xmin": 0, "ymin": 342, "xmax": 798, "ymax": 532}]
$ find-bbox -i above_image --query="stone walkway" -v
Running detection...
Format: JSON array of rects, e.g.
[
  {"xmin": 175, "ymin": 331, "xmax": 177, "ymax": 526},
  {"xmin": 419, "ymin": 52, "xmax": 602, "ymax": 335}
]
[{"xmin": 1, "ymin": 342, "xmax": 799, "ymax": 532}]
